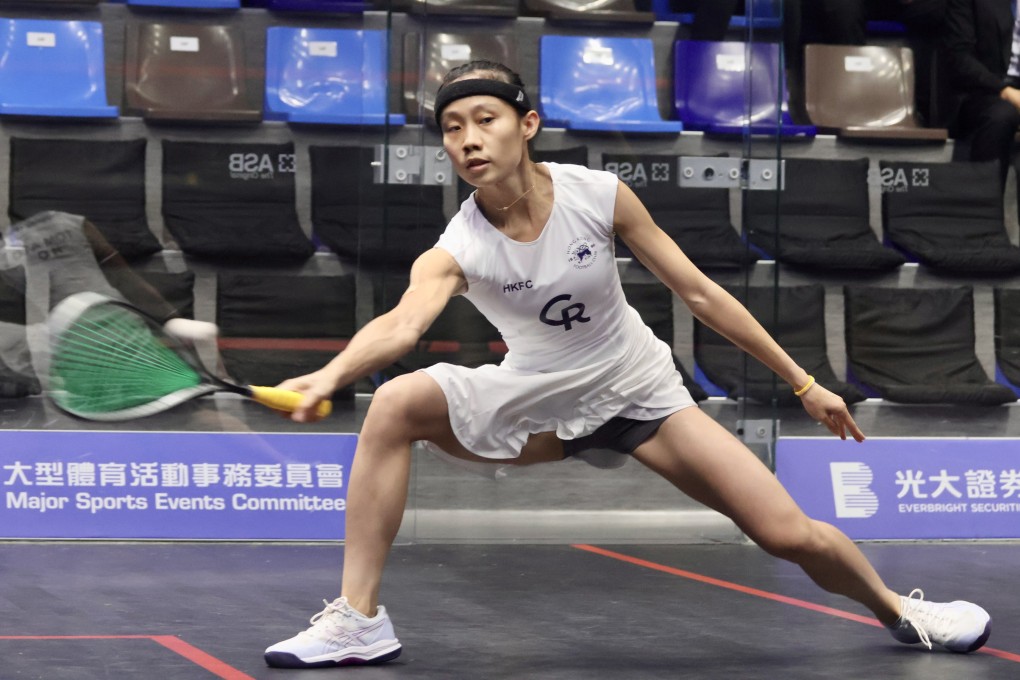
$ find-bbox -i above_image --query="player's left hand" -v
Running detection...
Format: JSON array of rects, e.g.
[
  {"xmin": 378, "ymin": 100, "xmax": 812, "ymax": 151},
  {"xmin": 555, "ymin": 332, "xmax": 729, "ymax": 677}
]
[{"xmin": 799, "ymin": 382, "xmax": 865, "ymax": 442}]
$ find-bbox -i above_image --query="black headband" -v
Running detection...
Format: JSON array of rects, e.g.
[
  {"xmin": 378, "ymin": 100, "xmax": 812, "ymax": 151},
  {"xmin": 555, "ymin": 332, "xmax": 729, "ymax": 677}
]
[{"xmin": 434, "ymin": 78, "xmax": 533, "ymax": 126}]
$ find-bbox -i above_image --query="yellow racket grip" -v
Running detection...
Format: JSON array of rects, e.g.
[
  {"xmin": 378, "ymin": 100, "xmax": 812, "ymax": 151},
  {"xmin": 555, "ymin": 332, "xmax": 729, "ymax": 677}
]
[{"xmin": 249, "ymin": 386, "xmax": 333, "ymax": 418}]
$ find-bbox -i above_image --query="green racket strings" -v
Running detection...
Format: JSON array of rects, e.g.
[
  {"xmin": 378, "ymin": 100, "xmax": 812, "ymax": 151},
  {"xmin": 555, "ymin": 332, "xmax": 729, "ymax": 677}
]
[{"xmin": 51, "ymin": 303, "xmax": 202, "ymax": 415}]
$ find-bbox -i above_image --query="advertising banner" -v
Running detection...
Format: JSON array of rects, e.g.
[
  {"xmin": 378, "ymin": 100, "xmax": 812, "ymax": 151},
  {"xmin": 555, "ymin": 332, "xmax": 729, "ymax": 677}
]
[
  {"xmin": 0, "ymin": 430, "xmax": 356, "ymax": 540},
  {"xmin": 776, "ymin": 438, "xmax": 1020, "ymax": 540}
]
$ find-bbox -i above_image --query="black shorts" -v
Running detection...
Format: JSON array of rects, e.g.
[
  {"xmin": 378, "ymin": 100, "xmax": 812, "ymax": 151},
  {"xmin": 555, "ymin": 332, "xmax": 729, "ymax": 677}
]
[{"xmin": 561, "ymin": 413, "xmax": 673, "ymax": 457}]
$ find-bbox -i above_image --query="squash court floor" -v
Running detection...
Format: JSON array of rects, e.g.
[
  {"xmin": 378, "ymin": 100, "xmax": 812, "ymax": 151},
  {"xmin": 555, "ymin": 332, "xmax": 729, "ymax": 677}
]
[
  {"xmin": 1, "ymin": 541, "xmax": 1018, "ymax": 680},
  {"xmin": 2, "ymin": 398, "xmax": 1020, "ymax": 679}
]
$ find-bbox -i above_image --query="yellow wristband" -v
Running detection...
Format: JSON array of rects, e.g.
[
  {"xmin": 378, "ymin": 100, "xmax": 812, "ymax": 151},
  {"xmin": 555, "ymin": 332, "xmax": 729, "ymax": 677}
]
[{"xmin": 794, "ymin": 375, "xmax": 815, "ymax": 397}]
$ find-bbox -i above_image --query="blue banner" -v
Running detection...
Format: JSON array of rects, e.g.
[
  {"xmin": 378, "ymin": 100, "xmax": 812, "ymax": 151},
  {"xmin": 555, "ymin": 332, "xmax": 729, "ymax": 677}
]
[
  {"xmin": 0, "ymin": 430, "xmax": 357, "ymax": 540},
  {"xmin": 776, "ymin": 438, "xmax": 1020, "ymax": 540}
]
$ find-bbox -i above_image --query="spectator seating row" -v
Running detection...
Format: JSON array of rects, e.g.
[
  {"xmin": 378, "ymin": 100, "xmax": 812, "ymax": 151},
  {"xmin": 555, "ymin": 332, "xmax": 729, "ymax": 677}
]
[
  {"xmin": 600, "ymin": 151, "xmax": 758, "ymax": 270},
  {"xmin": 696, "ymin": 285, "xmax": 1020, "ymax": 406},
  {"xmin": 7, "ymin": 136, "xmax": 450, "ymax": 264},
  {"xmin": 10, "ymin": 137, "xmax": 1020, "ymax": 276},
  {"xmin": 21, "ymin": 0, "xmax": 638, "ymax": 17},
  {"xmin": 605, "ymin": 153, "xmax": 1020, "ymax": 275},
  {"xmin": 18, "ymin": 0, "xmax": 372, "ymax": 10},
  {"xmin": 128, "ymin": 0, "xmax": 243, "ymax": 9},
  {"xmin": 650, "ymin": 0, "xmax": 782, "ymax": 30},
  {"xmin": 6, "ymin": 260, "xmax": 1018, "ymax": 406},
  {"xmin": 650, "ymin": 0, "xmax": 908, "ymax": 34},
  {"xmin": 12, "ymin": 0, "xmax": 772, "ymax": 25},
  {"xmin": 0, "ymin": 16, "xmax": 944, "ymax": 140},
  {"xmin": 433, "ymin": 37, "xmax": 939, "ymax": 140},
  {"xmin": 17, "ymin": 0, "xmax": 910, "ymax": 36}
]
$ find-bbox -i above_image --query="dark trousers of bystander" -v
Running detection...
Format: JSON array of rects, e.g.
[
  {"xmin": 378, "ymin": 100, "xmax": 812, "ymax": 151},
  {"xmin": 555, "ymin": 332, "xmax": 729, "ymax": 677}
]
[{"xmin": 953, "ymin": 93, "xmax": 1020, "ymax": 185}]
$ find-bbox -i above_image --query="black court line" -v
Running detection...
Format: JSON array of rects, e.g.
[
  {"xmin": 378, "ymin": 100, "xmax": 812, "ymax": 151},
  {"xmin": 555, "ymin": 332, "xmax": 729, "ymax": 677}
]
[
  {"xmin": 0, "ymin": 635, "xmax": 254, "ymax": 679},
  {"xmin": 574, "ymin": 544, "xmax": 1020, "ymax": 664}
]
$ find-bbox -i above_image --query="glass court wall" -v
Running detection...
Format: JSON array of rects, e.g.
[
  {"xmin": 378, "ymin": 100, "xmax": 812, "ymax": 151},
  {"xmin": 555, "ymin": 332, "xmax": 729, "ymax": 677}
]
[{"xmin": 1, "ymin": 1, "xmax": 985, "ymax": 545}]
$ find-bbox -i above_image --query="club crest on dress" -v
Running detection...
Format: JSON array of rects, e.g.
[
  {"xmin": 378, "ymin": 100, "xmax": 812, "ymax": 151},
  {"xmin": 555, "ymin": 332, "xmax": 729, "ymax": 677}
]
[{"xmin": 567, "ymin": 237, "xmax": 597, "ymax": 269}]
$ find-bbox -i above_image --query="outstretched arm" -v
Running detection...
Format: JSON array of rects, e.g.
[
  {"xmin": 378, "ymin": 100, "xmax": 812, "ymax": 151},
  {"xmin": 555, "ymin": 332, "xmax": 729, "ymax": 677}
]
[
  {"xmin": 280, "ymin": 248, "xmax": 466, "ymax": 421},
  {"xmin": 613, "ymin": 181, "xmax": 864, "ymax": 442}
]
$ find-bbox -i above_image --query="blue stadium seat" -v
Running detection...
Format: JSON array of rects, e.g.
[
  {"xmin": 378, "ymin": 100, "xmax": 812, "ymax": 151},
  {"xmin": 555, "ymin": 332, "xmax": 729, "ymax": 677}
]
[
  {"xmin": 674, "ymin": 41, "xmax": 815, "ymax": 137},
  {"xmin": 9, "ymin": 0, "xmax": 103, "ymax": 4},
  {"xmin": 0, "ymin": 19, "xmax": 117, "ymax": 118},
  {"xmin": 994, "ymin": 288, "xmax": 1020, "ymax": 397},
  {"xmin": 265, "ymin": 27, "xmax": 405, "ymax": 126},
  {"xmin": 524, "ymin": 0, "xmax": 654, "ymax": 23},
  {"xmin": 539, "ymin": 35, "xmax": 682, "ymax": 133},
  {"xmin": 127, "ymin": 0, "xmax": 240, "ymax": 8},
  {"xmin": 405, "ymin": 0, "xmax": 519, "ymax": 17},
  {"xmin": 731, "ymin": 0, "xmax": 782, "ymax": 30},
  {"xmin": 649, "ymin": 0, "xmax": 690, "ymax": 22},
  {"xmin": 866, "ymin": 20, "xmax": 907, "ymax": 35},
  {"xmin": 650, "ymin": 0, "xmax": 781, "ymax": 30},
  {"xmin": 265, "ymin": 0, "xmax": 369, "ymax": 11}
]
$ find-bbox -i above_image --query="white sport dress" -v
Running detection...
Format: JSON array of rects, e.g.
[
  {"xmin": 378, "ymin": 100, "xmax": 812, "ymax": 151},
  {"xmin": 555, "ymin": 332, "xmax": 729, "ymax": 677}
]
[{"xmin": 422, "ymin": 162, "xmax": 695, "ymax": 459}]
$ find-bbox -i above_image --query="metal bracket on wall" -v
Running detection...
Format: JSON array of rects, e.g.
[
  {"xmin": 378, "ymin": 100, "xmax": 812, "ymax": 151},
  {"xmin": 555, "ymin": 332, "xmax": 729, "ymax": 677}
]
[
  {"xmin": 678, "ymin": 157, "xmax": 785, "ymax": 191},
  {"xmin": 372, "ymin": 145, "xmax": 452, "ymax": 185},
  {"xmin": 737, "ymin": 418, "xmax": 780, "ymax": 468},
  {"xmin": 737, "ymin": 419, "xmax": 780, "ymax": 444}
]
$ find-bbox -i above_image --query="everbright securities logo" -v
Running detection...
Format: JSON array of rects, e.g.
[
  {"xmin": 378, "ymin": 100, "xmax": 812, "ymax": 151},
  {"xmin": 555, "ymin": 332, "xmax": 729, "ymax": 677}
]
[
  {"xmin": 228, "ymin": 153, "xmax": 296, "ymax": 180},
  {"xmin": 779, "ymin": 439, "xmax": 1020, "ymax": 539},
  {"xmin": 830, "ymin": 462, "xmax": 879, "ymax": 518},
  {"xmin": 829, "ymin": 461, "xmax": 1020, "ymax": 519}
]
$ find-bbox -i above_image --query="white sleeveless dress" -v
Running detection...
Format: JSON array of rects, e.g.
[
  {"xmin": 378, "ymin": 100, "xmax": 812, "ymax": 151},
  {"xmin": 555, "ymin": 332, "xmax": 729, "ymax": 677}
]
[{"xmin": 422, "ymin": 162, "xmax": 695, "ymax": 459}]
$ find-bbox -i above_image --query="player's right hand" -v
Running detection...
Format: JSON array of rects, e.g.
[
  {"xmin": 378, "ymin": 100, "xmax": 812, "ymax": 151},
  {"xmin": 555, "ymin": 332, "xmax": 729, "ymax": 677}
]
[{"xmin": 276, "ymin": 370, "xmax": 338, "ymax": 423}]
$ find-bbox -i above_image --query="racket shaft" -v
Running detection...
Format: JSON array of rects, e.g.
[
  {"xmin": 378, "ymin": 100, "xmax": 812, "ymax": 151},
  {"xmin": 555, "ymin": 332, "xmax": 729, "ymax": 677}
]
[{"xmin": 249, "ymin": 386, "xmax": 332, "ymax": 418}]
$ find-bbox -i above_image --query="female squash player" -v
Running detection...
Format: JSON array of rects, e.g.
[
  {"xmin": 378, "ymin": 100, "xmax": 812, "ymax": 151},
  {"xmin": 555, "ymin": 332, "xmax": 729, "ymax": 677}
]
[{"xmin": 264, "ymin": 61, "xmax": 991, "ymax": 668}]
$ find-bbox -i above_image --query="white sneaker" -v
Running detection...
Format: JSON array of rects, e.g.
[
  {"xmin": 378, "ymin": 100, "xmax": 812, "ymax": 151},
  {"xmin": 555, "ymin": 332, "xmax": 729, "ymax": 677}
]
[
  {"xmin": 888, "ymin": 589, "xmax": 991, "ymax": 653},
  {"xmin": 264, "ymin": 597, "xmax": 401, "ymax": 668}
]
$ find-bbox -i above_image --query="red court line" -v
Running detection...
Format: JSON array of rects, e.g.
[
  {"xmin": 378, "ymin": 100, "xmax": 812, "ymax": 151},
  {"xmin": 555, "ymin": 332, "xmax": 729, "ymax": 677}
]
[
  {"xmin": 573, "ymin": 544, "xmax": 1020, "ymax": 664},
  {"xmin": 0, "ymin": 635, "xmax": 255, "ymax": 679},
  {"xmin": 0, "ymin": 635, "xmax": 153, "ymax": 639},
  {"xmin": 151, "ymin": 636, "xmax": 255, "ymax": 680},
  {"xmin": 217, "ymin": 337, "xmax": 350, "ymax": 352}
]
